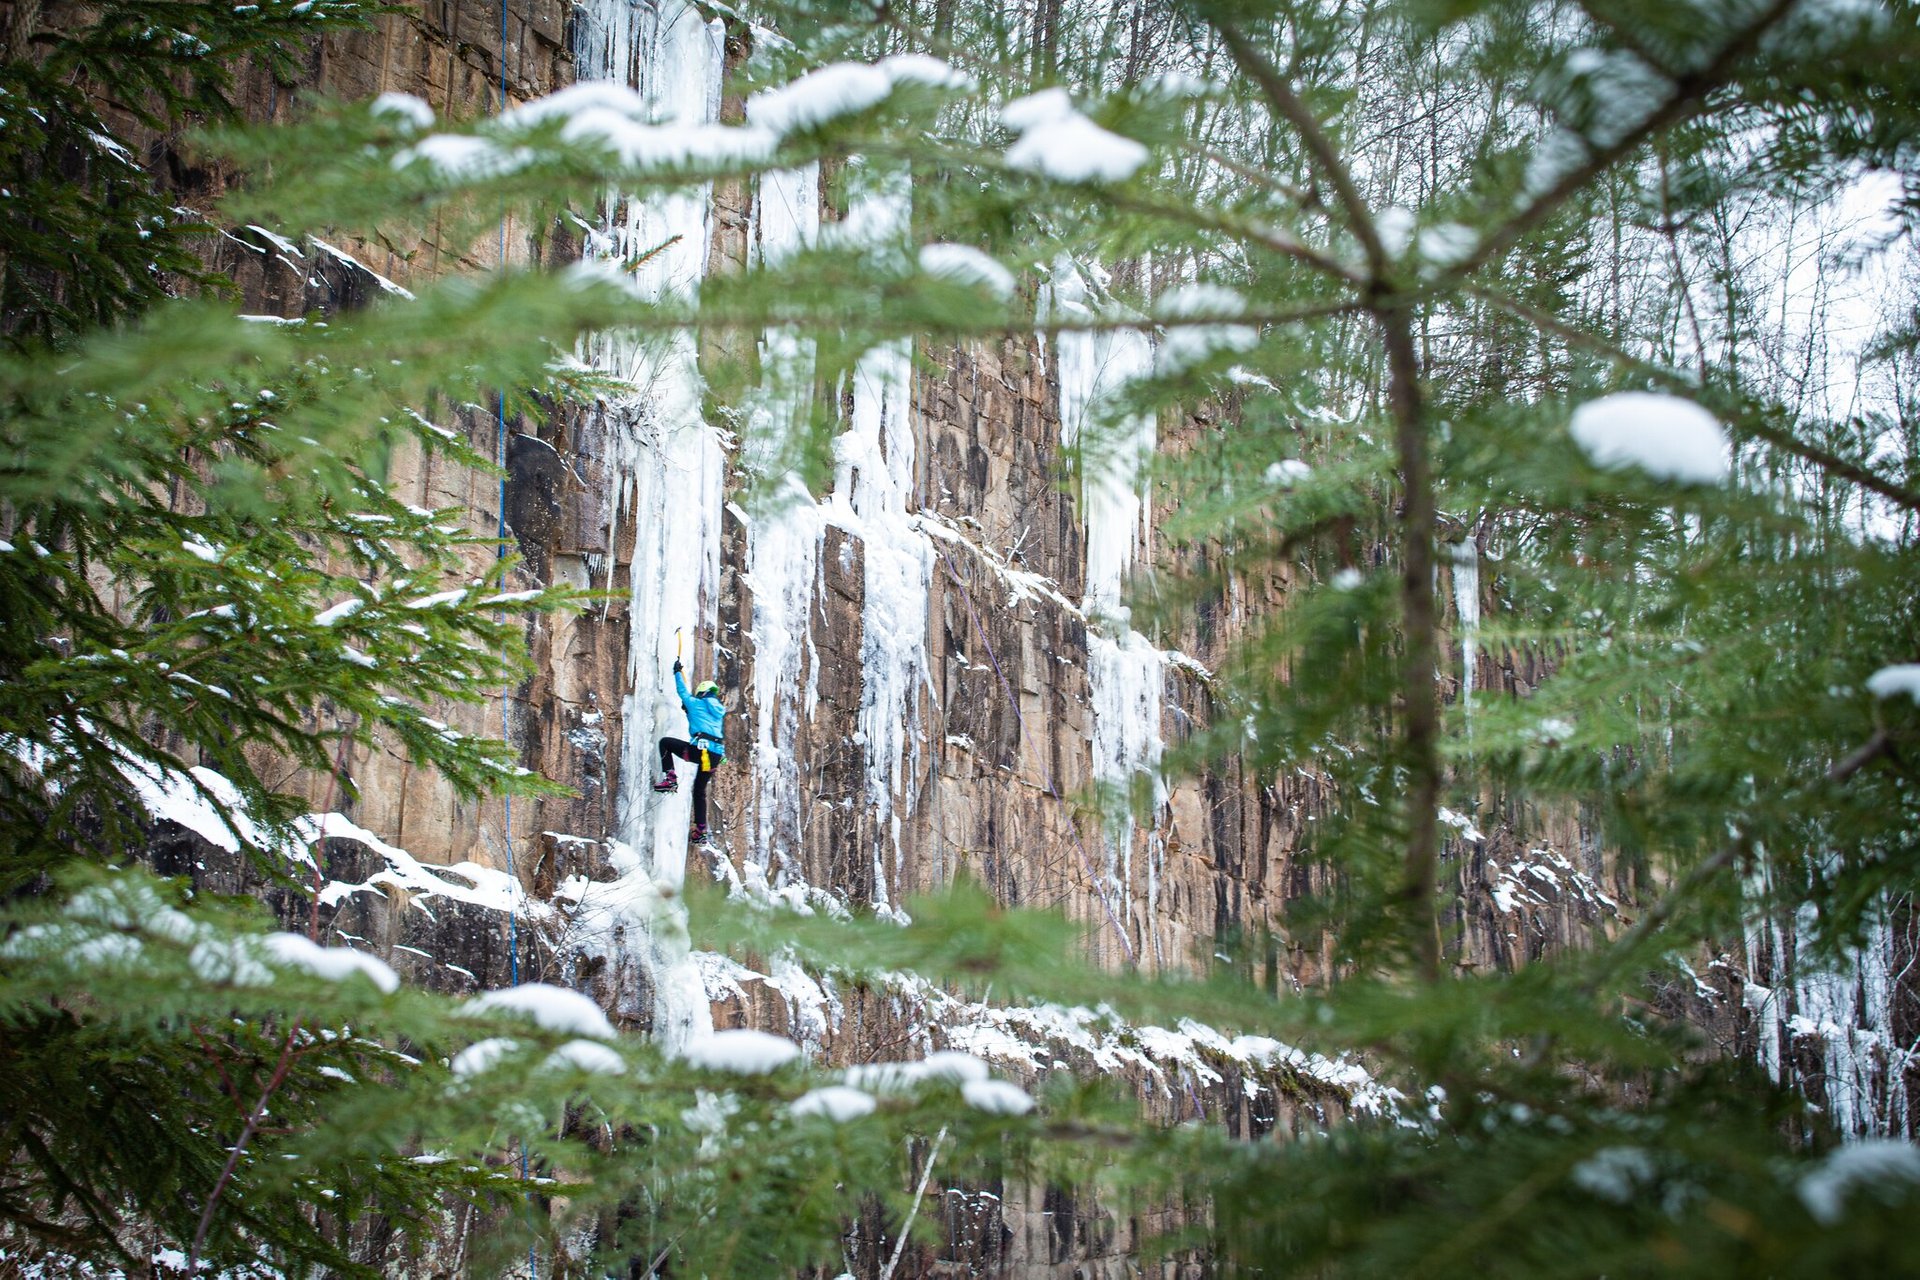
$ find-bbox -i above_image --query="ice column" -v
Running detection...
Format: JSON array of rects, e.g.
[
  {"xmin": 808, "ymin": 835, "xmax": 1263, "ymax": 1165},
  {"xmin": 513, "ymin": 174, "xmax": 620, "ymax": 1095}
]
[
  {"xmin": 1450, "ymin": 538, "xmax": 1479, "ymax": 723},
  {"xmin": 1745, "ymin": 872, "xmax": 1910, "ymax": 1137},
  {"xmin": 1053, "ymin": 261, "xmax": 1166, "ymax": 955},
  {"xmin": 575, "ymin": 0, "xmax": 729, "ymax": 1050},
  {"xmin": 1054, "ymin": 263, "xmax": 1156, "ymax": 620},
  {"xmin": 829, "ymin": 167, "xmax": 933, "ymax": 920},
  {"xmin": 735, "ymin": 160, "xmax": 933, "ymax": 917},
  {"xmin": 1797, "ymin": 914, "xmax": 1906, "ymax": 1136},
  {"xmin": 743, "ymin": 163, "xmax": 826, "ymax": 878}
]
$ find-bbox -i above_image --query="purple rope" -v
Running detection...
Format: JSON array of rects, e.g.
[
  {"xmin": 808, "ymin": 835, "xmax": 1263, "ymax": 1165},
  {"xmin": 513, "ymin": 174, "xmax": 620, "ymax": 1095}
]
[{"xmin": 930, "ymin": 537, "xmax": 1138, "ymax": 966}]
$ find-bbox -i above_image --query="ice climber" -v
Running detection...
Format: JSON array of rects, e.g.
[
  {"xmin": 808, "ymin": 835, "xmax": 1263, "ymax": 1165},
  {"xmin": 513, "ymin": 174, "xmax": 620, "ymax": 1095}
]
[{"xmin": 654, "ymin": 657, "xmax": 726, "ymax": 841}]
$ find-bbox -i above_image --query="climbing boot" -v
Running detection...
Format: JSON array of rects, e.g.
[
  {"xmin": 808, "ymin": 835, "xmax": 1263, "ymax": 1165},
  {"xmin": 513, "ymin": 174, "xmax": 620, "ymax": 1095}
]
[
  {"xmin": 690, "ymin": 823, "xmax": 708, "ymax": 842},
  {"xmin": 653, "ymin": 775, "xmax": 677, "ymax": 793}
]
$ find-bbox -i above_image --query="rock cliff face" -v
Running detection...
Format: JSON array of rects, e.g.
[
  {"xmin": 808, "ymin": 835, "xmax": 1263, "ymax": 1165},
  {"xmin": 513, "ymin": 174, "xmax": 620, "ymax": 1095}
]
[
  {"xmin": 186, "ymin": 0, "xmax": 1636, "ymax": 1006},
  {"xmin": 136, "ymin": 0, "xmax": 1902, "ymax": 1272}
]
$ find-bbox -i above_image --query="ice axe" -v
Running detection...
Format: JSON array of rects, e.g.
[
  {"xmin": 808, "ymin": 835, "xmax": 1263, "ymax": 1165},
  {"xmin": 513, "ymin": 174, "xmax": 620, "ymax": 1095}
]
[{"xmin": 677, "ymin": 626, "xmax": 713, "ymax": 773}]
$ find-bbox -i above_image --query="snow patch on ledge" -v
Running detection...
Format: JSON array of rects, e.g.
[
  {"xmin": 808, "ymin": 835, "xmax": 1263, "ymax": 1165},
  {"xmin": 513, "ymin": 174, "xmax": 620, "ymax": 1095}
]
[
  {"xmin": 1437, "ymin": 806, "xmax": 1485, "ymax": 844},
  {"xmin": 914, "ymin": 511, "xmax": 1083, "ymax": 616},
  {"xmin": 697, "ymin": 955, "xmax": 1401, "ymax": 1120},
  {"xmin": 917, "ymin": 987, "xmax": 1398, "ymax": 1116},
  {"xmin": 1164, "ymin": 649, "xmax": 1215, "ymax": 682},
  {"xmin": 305, "ymin": 812, "xmax": 539, "ymax": 920},
  {"xmin": 1486, "ymin": 844, "xmax": 1618, "ymax": 918},
  {"xmin": 120, "ymin": 755, "xmax": 288, "ymax": 858},
  {"xmin": 308, "ymin": 237, "xmax": 415, "ymax": 299}
]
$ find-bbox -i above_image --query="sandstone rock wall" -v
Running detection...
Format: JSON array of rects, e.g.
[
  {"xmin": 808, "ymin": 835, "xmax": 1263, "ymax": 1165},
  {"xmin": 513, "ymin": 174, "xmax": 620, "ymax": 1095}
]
[{"xmin": 151, "ymin": 0, "xmax": 1637, "ymax": 1011}]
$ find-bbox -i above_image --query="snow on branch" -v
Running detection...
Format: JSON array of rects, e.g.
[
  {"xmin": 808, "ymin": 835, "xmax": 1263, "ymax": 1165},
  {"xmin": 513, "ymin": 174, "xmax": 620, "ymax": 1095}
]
[{"xmin": 1000, "ymin": 88, "xmax": 1148, "ymax": 184}]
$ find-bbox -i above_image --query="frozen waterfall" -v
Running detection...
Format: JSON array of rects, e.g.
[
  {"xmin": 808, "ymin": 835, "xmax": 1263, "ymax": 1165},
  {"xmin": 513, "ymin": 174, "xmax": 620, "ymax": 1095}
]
[
  {"xmin": 742, "ymin": 160, "xmax": 932, "ymax": 920},
  {"xmin": 1052, "ymin": 261, "xmax": 1169, "ymax": 963},
  {"xmin": 575, "ymin": 0, "xmax": 729, "ymax": 1050},
  {"xmin": 1451, "ymin": 537, "xmax": 1479, "ymax": 726},
  {"xmin": 830, "ymin": 167, "xmax": 933, "ymax": 921}
]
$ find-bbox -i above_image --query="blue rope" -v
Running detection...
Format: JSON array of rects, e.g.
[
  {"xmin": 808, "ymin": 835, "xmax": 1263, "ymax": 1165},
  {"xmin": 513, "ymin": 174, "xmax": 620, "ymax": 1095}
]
[
  {"xmin": 496, "ymin": 0, "xmax": 516, "ymax": 990},
  {"xmin": 494, "ymin": 8, "xmax": 535, "ymax": 1277},
  {"xmin": 493, "ymin": 0, "xmax": 518, "ymax": 992},
  {"xmin": 498, "ymin": 378, "xmax": 516, "ymax": 994}
]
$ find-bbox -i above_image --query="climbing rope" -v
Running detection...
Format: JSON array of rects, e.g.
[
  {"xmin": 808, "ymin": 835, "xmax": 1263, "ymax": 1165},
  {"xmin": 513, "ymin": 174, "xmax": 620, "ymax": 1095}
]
[
  {"xmin": 493, "ymin": 0, "xmax": 519, "ymax": 991},
  {"xmin": 493, "ymin": 7, "xmax": 535, "ymax": 1277},
  {"xmin": 929, "ymin": 536, "xmax": 1139, "ymax": 966}
]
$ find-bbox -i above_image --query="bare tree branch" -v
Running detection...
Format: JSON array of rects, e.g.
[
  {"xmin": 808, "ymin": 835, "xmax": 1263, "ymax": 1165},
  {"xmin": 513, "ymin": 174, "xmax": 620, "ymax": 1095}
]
[
  {"xmin": 1828, "ymin": 729, "xmax": 1892, "ymax": 783},
  {"xmin": 1462, "ymin": 280, "xmax": 1920, "ymax": 513},
  {"xmin": 1215, "ymin": 22, "xmax": 1387, "ymax": 280},
  {"xmin": 1438, "ymin": 0, "xmax": 1802, "ymax": 285},
  {"xmin": 1108, "ymin": 191, "xmax": 1365, "ymax": 284},
  {"xmin": 1190, "ymin": 143, "xmax": 1315, "ymax": 207}
]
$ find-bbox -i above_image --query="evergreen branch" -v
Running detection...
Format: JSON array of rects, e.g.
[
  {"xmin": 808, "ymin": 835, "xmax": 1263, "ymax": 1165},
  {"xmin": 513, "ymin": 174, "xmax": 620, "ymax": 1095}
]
[
  {"xmin": 15, "ymin": 1126, "xmax": 131, "ymax": 1265},
  {"xmin": 1826, "ymin": 730, "xmax": 1892, "ymax": 784},
  {"xmin": 1038, "ymin": 303, "xmax": 1362, "ymax": 333},
  {"xmin": 1212, "ymin": 23, "xmax": 1385, "ymax": 280},
  {"xmin": 1187, "ymin": 142, "xmax": 1314, "ymax": 207},
  {"xmin": 1569, "ymin": 0, "xmax": 1677, "ymax": 76},
  {"xmin": 1462, "ymin": 280, "xmax": 1920, "ymax": 513},
  {"xmin": 1420, "ymin": 1148, "xmax": 1582, "ymax": 1275},
  {"xmin": 0, "ymin": 1195, "xmax": 95, "ymax": 1254},
  {"xmin": 866, "ymin": 5, "xmax": 1018, "ymax": 83},
  {"xmin": 192, "ymin": 1025, "xmax": 248, "ymax": 1121},
  {"xmin": 850, "ymin": 135, "xmax": 1362, "ymax": 284},
  {"xmin": 1436, "ymin": 0, "xmax": 1802, "ymax": 286},
  {"xmin": 1108, "ymin": 191, "xmax": 1362, "ymax": 283}
]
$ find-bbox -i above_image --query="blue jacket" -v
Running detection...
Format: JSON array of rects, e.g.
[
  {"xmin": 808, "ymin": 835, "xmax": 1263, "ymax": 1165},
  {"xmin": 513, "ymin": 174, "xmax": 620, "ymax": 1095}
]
[{"xmin": 675, "ymin": 669, "xmax": 726, "ymax": 758}]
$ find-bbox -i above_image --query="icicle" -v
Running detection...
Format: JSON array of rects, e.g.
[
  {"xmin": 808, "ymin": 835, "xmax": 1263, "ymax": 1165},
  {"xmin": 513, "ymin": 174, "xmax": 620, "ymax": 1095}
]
[
  {"xmin": 1052, "ymin": 260, "xmax": 1156, "ymax": 621},
  {"xmin": 1087, "ymin": 630, "xmax": 1167, "ymax": 931},
  {"xmin": 1785, "ymin": 906, "xmax": 1907, "ymax": 1137}
]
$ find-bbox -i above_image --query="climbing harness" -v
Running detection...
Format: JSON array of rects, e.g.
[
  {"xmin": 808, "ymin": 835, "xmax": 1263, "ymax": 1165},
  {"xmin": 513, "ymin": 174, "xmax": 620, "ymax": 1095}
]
[{"xmin": 694, "ymin": 731, "xmax": 721, "ymax": 772}]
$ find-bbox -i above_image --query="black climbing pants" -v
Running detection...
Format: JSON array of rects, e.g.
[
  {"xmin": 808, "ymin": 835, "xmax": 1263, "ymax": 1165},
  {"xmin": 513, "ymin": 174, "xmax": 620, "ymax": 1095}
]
[{"xmin": 658, "ymin": 737, "xmax": 720, "ymax": 827}]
